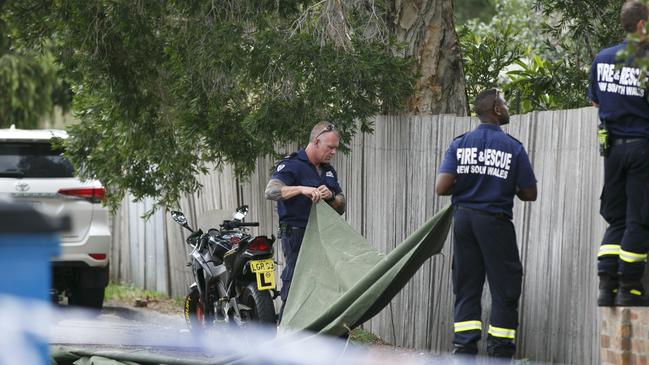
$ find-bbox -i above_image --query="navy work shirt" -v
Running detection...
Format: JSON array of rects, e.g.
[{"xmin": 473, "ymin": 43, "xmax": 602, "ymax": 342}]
[
  {"xmin": 439, "ymin": 123, "xmax": 537, "ymax": 219},
  {"xmin": 588, "ymin": 41, "xmax": 649, "ymax": 138},
  {"xmin": 271, "ymin": 149, "xmax": 342, "ymax": 227}
]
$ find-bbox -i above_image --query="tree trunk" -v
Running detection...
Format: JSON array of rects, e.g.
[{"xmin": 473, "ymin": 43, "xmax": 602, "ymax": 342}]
[{"xmin": 392, "ymin": 0, "xmax": 468, "ymax": 116}]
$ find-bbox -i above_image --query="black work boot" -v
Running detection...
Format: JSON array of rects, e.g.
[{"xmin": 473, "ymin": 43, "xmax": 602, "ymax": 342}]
[
  {"xmin": 487, "ymin": 337, "xmax": 515, "ymax": 360},
  {"xmin": 452, "ymin": 343, "xmax": 478, "ymax": 356},
  {"xmin": 614, "ymin": 280, "xmax": 649, "ymax": 306},
  {"xmin": 598, "ymin": 274, "xmax": 618, "ymax": 307}
]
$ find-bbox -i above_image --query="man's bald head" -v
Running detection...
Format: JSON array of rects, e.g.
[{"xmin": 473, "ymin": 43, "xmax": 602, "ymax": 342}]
[{"xmin": 309, "ymin": 122, "xmax": 340, "ymax": 142}]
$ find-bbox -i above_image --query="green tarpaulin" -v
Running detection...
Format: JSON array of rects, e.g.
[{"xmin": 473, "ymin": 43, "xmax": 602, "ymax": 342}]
[
  {"xmin": 51, "ymin": 346, "xmax": 211, "ymax": 365},
  {"xmin": 279, "ymin": 202, "xmax": 453, "ymax": 336},
  {"xmin": 50, "ymin": 204, "xmax": 452, "ymax": 364}
]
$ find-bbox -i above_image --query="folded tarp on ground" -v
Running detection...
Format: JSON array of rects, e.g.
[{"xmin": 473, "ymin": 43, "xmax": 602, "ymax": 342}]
[
  {"xmin": 51, "ymin": 346, "xmax": 212, "ymax": 365},
  {"xmin": 279, "ymin": 202, "xmax": 453, "ymax": 336}
]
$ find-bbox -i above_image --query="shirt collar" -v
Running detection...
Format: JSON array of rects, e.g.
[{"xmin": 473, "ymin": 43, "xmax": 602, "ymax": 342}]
[
  {"xmin": 477, "ymin": 123, "xmax": 502, "ymax": 131},
  {"xmin": 297, "ymin": 149, "xmax": 309, "ymax": 161},
  {"xmin": 297, "ymin": 148, "xmax": 331, "ymax": 170}
]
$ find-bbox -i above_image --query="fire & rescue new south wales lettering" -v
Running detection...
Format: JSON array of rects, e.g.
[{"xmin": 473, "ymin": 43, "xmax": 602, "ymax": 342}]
[
  {"xmin": 596, "ymin": 63, "xmax": 645, "ymax": 97},
  {"xmin": 456, "ymin": 147, "xmax": 512, "ymax": 180}
]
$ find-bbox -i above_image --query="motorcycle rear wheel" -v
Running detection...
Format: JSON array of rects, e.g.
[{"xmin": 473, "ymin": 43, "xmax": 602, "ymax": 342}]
[
  {"xmin": 184, "ymin": 286, "xmax": 206, "ymax": 332},
  {"xmin": 241, "ymin": 282, "xmax": 276, "ymax": 325}
]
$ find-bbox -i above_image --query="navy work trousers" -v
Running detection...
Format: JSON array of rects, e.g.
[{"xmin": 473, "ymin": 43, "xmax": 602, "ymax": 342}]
[
  {"xmin": 598, "ymin": 140, "xmax": 649, "ymax": 280},
  {"xmin": 452, "ymin": 207, "xmax": 522, "ymax": 357},
  {"xmin": 278, "ymin": 226, "xmax": 305, "ymax": 318}
]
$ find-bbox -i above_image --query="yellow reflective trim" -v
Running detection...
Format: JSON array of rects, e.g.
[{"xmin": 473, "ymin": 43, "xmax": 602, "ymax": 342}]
[
  {"xmin": 631, "ymin": 289, "xmax": 643, "ymax": 296},
  {"xmin": 454, "ymin": 320, "xmax": 482, "ymax": 333},
  {"xmin": 488, "ymin": 325, "xmax": 516, "ymax": 339},
  {"xmin": 619, "ymin": 249, "xmax": 648, "ymax": 263},
  {"xmin": 597, "ymin": 244, "xmax": 621, "ymax": 257}
]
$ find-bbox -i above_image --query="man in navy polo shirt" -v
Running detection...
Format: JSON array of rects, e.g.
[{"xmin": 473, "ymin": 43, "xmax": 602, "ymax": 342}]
[
  {"xmin": 589, "ymin": 0, "xmax": 649, "ymax": 307},
  {"xmin": 436, "ymin": 89, "xmax": 537, "ymax": 358},
  {"xmin": 265, "ymin": 122, "xmax": 346, "ymax": 317}
]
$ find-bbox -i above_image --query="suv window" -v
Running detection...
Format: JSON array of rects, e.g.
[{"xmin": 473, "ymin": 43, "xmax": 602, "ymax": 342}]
[{"xmin": 0, "ymin": 142, "xmax": 74, "ymax": 178}]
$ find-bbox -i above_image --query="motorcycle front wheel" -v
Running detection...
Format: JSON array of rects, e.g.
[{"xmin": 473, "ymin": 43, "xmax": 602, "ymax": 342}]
[
  {"xmin": 241, "ymin": 282, "xmax": 276, "ymax": 325},
  {"xmin": 184, "ymin": 286, "xmax": 206, "ymax": 332}
]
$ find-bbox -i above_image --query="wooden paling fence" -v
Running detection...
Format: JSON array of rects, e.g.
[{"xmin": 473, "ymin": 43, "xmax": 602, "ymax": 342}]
[{"xmin": 111, "ymin": 107, "xmax": 626, "ymax": 364}]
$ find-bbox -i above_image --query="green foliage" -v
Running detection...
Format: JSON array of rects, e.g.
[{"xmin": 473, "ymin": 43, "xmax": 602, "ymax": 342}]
[
  {"xmin": 350, "ymin": 328, "xmax": 387, "ymax": 344},
  {"xmin": 0, "ymin": 34, "xmax": 65, "ymax": 128},
  {"xmin": 455, "ymin": 0, "xmax": 496, "ymax": 25},
  {"xmin": 0, "ymin": 51, "xmax": 57, "ymax": 128},
  {"xmin": 459, "ymin": 19, "xmax": 524, "ymax": 113},
  {"xmin": 505, "ymin": 55, "xmax": 588, "ymax": 113},
  {"xmin": 535, "ymin": 0, "xmax": 624, "ymax": 61},
  {"xmin": 4, "ymin": 0, "xmax": 416, "ymax": 211},
  {"xmin": 0, "ymin": 3, "xmax": 72, "ymax": 128},
  {"xmin": 105, "ymin": 282, "xmax": 167, "ymax": 302},
  {"xmin": 459, "ymin": 0, "xmax": 615, "ymax": 114}
]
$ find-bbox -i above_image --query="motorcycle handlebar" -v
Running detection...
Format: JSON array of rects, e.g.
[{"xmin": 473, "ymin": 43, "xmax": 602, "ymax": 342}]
[
  {"xmin": 220, "ymin": 220, "xmax": 260, "ymax": 229},
  {"xmin": 186, "ymin": 229, "xmax": 203, "ymax": 245},
  {"xmin": 238, "ymin": 222, "xmax": 260, "ymax": 227}
]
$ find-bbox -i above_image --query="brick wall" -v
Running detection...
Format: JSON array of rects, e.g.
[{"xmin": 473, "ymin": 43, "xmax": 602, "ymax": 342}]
[{"xmin": 601, "ymin": 308, "xmax": 649, "ymax": 365}]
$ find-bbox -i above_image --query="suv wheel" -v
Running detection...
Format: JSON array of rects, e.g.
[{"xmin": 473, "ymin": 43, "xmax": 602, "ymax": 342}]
[{"xmin": 69, "ymin": 286, "xmax": 105, "ymax": 309}]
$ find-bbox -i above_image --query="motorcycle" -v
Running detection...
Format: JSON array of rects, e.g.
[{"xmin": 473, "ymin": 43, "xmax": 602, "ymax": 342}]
[{"xmin": 170, "ymin": 205, "xmax": 277, "ymax": 332}]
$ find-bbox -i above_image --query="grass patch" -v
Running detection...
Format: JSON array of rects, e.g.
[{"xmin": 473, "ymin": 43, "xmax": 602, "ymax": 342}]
[
  {"xmin": 105, "ymin": 282, "xmax": 186, "ymax": 315},
  {"xmin": 105, "ymin": 282, "xmax": 167, "ymax": 301},
  {"xmin": 350, "ymin": 328, "xmax": 387, "ymax": 345},
  {"xmin": 171, "ymin": 295, "xmax": 186, "ymax": 307}
]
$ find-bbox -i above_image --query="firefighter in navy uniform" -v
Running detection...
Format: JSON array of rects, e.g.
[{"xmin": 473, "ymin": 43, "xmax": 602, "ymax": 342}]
[
  {"xmin": 436, "ymin": 89, "xmax": 537, "ymax": 358},
  {"xmin": 589, "ymin": 0, "xmax": 649, "ymax": 307},
  {"xmin": 264, "ymin": 122, "xmax": 346, "ymax": 319}
]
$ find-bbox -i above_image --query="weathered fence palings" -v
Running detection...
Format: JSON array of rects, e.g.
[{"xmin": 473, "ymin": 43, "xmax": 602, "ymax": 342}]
[{"xmin": 111, "ymin": 107, "xmax": 643, "ymax": 364}]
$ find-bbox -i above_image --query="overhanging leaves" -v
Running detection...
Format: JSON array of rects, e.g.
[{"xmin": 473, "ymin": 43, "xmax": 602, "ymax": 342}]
[{"xmin": 4, "ymin": 0, "xmax": 416, "ymax": 211}]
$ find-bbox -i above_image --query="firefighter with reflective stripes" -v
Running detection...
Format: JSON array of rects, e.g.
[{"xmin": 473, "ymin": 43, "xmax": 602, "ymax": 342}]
[
  {"xmin": 589, "ymin": 1, "xmax": 649, "ymax": 307},
  {"xmin": 436, "ymin": 89, "xmax": 537, "ymax": 358}
]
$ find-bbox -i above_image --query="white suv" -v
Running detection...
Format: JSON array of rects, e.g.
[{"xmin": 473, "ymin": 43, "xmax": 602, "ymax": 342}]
[{"xmin": 0, "ymin": 126, "xmax": 111, "ymax": 308}]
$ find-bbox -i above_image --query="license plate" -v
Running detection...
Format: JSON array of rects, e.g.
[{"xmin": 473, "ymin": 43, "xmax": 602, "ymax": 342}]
[
  {"xmin": 250, "ymin": 259, "xmax": 275, "ymax": 272},
  {"xmin": 250, "ymin": 259, "xmax": 275, "ymax": 290}
]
